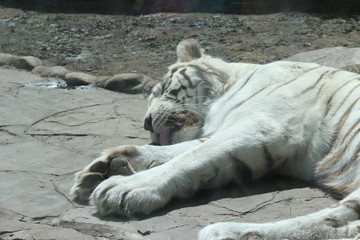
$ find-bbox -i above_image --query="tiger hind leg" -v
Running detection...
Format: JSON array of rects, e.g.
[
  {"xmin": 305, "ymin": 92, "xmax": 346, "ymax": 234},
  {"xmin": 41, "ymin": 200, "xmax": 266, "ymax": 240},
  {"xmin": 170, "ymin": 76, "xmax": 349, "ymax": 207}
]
[{"xmin": 199, "ymin": 188, "xmax": 360, "ymax": 240}]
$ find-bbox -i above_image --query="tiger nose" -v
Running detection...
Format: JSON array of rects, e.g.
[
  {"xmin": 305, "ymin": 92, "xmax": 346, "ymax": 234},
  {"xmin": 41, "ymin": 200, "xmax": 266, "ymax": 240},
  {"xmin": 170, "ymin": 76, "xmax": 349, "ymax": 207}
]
[{"xmin": 144, "ymin": 115, "xmax": 154, "ymax": 132}]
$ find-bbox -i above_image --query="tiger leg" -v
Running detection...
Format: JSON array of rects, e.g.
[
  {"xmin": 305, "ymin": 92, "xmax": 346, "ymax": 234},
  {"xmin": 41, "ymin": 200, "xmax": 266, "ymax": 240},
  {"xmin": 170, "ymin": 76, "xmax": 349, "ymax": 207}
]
[
  {"xmin": 199, "ymin": 188, "xmax": 360, "ymax": 240},
  {"xmin": 70, "ymin": 139, "xmax": 205, "ymax": 201},
  {"xmin": 89, "ymin": 131, "xmax": 284, "ymax": 216}
]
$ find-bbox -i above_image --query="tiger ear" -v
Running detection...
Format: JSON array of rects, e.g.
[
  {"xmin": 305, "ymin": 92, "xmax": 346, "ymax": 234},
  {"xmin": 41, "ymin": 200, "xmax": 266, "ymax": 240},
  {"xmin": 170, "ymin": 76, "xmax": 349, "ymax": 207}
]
[{"xmin": 176, "ymin": 39, "xmax": 204, "ymax": 63}]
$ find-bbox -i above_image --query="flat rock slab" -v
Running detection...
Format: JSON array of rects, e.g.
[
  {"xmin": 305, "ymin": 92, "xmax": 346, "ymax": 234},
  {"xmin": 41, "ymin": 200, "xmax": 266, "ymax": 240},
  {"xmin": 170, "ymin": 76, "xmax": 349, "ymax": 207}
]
[
  {"xmin": 0, "ymin": 220, "xmax": 96, "ymax": 240},
  {"xmin": 285, "ymin": 47, "xmax": 360, "ymax": 70},
  {"xmin": 0, "ymin": 171, "xmax": 75, "ymax": 219},
  {"xmin": 0, "ymin": 65, "xmax": 337, "ymax": 240}
]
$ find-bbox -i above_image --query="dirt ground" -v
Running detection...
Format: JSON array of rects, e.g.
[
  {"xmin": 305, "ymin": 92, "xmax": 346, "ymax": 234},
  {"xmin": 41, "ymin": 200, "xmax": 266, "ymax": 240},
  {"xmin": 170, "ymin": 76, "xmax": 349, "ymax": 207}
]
[{"xmin": 1, "ymin": 6, "xmax": 360, "ymax": 80}]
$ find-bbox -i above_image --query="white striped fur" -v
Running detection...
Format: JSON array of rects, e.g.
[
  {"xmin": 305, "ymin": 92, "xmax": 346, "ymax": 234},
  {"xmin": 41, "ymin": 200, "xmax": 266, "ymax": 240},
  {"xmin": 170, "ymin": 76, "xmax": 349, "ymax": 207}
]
[{"xmin": 71, "ymin": 39, "xmax": 360, "ymax": 239}]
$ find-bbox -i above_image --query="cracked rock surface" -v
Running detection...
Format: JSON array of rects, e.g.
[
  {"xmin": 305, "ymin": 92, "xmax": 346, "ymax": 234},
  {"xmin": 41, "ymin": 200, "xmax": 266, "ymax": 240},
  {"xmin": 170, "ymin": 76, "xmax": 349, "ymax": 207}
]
[{"xmin": 0, "ymin": 66, "xmax": 337, "ymax": 240}]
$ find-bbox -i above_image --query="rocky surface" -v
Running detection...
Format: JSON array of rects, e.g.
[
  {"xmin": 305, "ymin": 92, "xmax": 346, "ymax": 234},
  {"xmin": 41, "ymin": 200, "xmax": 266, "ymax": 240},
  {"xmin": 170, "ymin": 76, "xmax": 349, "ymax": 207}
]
[
  {"xmin": 285, "ymin": 47, "xmax": 360, "ymax": 72},
  {"xmin": 0, "ymin": 66, "xmax": 150, "ymax": 240},
  {"xmin": 1, "ymin": 5, "xmax": 360, "ymax": 240}
]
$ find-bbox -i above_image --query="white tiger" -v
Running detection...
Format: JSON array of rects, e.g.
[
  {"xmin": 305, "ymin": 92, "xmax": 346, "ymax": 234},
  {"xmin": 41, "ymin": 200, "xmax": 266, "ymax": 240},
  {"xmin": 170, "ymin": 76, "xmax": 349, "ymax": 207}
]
[{"xmin": 71, "ymin": 39, "xmax": 360, "ymax": 240}]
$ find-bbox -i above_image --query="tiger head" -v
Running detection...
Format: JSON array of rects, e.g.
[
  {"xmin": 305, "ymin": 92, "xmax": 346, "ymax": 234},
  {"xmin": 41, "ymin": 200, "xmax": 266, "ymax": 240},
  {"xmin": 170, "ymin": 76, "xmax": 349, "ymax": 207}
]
[{"xmin": 144, "ymin": 39, "xmax": 229, "ymax": 145}]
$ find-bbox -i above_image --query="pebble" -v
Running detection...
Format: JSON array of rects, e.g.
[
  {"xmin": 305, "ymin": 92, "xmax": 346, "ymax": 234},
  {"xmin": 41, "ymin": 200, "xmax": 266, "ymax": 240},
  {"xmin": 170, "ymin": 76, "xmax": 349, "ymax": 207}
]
[
  {"xmin": 10, "ymin": 56, "xmax": 43, "ymax": 70},
  {"xmin": 64, "ymin": 72, "xmax": 97, "ymax": 86}
]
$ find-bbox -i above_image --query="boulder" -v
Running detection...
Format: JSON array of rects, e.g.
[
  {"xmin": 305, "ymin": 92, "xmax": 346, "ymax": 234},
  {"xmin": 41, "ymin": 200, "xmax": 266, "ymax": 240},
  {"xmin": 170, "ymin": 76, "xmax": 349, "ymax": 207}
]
[
  {"xmin": 10, "ymin": 56, "xmax": 42, "ymax": 70},
  {"xmin": 32, "ymin": 65, "xmax": 69, "ymax": 77},
  {"xmin": 64, "ymin": 72, "xmax": 97, "ymax": 86},
  {"xmin": 31, "ymin": 65, "xmax": 48, "ymax": 74},
  {"xmin": 0, "ymin": 53, "xmax": 17, "ymax": 66},
  {"xmin": 104, "ymin": 73, "xmax": 156, "ymax": 93},
  {"xmin": 42, "ymin": 66, "xmax": 69, "ymax": 77}
]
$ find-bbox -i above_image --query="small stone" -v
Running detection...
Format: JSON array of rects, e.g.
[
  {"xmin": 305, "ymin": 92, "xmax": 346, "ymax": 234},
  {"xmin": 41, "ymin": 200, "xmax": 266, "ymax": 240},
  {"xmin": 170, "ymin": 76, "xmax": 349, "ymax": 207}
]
[
  {"xmin": 41, "ymin": 66, "xmax": 69, "ymax": 78},
  {"xmin": 104, "ymin": 73, "xmax": 155, "ymax": 93},
  {"xmin": 64, "ymin": 72, "xmax": 97, "ymax": 86},
  {"xmin": 0, "ymin": 53, "xmax": 18, "ymax": 66},
  {"xmin": 11, "ymin": 56, "xmax": 42, "ymax": 70}
]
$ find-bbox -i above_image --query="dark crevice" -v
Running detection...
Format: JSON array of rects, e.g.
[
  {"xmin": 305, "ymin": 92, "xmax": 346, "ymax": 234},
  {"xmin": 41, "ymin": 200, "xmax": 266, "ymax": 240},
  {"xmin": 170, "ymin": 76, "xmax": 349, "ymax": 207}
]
[{"xmin": 27, "ymin": 133, "xmax": 98, "ymax": 137}]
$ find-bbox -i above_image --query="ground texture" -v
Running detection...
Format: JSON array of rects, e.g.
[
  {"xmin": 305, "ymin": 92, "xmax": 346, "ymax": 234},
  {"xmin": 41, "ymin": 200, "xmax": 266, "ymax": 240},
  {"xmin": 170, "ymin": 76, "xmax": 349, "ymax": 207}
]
[{"xmin": 1, "ymin": 6, "xmax": 360, "ymax": 79}]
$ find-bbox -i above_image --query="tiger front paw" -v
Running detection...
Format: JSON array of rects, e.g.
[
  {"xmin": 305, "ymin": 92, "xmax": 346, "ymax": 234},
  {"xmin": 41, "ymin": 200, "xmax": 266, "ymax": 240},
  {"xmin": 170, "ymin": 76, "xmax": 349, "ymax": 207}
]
[
  {"xmin": 90, "ymin": 168, "xmax": 171, "ymax": 216},
  {"xmin": 70, "ymin": 146, "xmax": 138, "ymax": 201}
]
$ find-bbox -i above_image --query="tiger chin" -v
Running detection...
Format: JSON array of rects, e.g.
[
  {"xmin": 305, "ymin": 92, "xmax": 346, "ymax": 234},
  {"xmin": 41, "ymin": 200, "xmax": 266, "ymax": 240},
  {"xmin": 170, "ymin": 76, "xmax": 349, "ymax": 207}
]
[{"xmin": 71, "ymin": 39, "xmax": 360, "ymax": 240}]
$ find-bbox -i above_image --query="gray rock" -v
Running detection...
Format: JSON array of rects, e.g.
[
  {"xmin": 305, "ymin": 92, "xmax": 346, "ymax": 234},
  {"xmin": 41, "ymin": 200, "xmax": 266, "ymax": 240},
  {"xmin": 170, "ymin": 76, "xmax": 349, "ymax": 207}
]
[
  {"xmin": 10, "ymin": 56, "xmax": 43, "ymax": 70},
  {"xmin": 0, "ymin": 171, "xmax": 75, "ymax": 218},
  {"xmin": 32, "ymin": 65, "xmax": 49, "ymax": 75},
  {"xmin": 32, "ymin": 65, "xmax": 69, "ymax": 77},
  {"xmin": 46, "ymin": 66, "xmax": 69, "ymax": 77},
  {"xmin": 93, "ymin": 75, "xmax": 111, "ymax": 88},
  {"xmin": 0, "ymin": 139, "xmax": 91, "ymax": 175},
  {"xmin": 32, "ymin": 227, "xmax": 96, "ymax": 240},
  {"xmin": 285, "ymin": 47, "xmax": 360, "ymax": 70},
  {"xmin": 104, "ymin": 73, "xmax": 156, "ymax": 93},
  {"xmin": 0, "ymin": 53, "xmax": 18, "ymax": 66},
  {"xmin": 0, "ymin": 220, "xmax": 96, "ymax": 240},
  {"xmin": 64, "ymin": 72, "xmax": 97, "ymax": 86}
]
